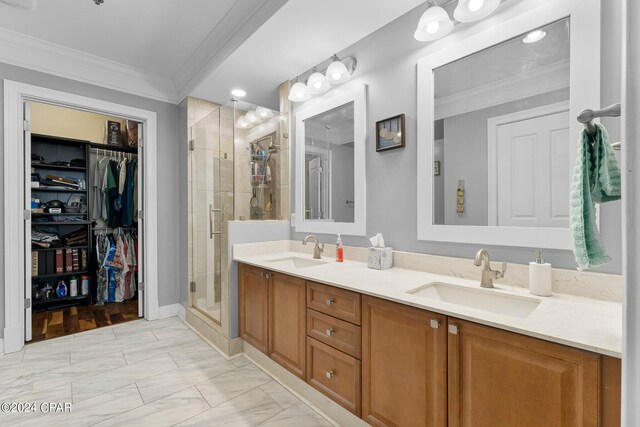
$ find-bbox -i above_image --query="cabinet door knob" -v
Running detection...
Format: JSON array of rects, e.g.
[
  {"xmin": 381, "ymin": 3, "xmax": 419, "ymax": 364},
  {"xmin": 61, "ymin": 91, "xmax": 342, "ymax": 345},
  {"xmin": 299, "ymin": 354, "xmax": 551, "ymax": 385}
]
[
  {"xmin": 326, "ymin": 370, "xmax": 334, "ymax": 379},
  {"xmin": 326, "ymin": 328, "xmax": 334, "ymax": 336},
  {"xmin": 448, "ymin": 324, "xmax": 459, "ymax": 335},
  {"xmin": 326, "ymin": 298, "xmax": 334, "ymax": 306},
  {"xmin": 430, "ymin": 319, "xmax": 440, "ymax": 329}
]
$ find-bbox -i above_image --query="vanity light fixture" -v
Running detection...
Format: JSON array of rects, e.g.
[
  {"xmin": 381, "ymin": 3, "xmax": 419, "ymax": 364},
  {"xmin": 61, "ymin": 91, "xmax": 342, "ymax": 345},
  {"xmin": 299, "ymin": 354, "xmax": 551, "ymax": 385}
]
[
  {"xmin": 288, "ymin": 77, "xmax": 312, "ymax": 102},
  {"xmin": 326, "ymin": 55, "xmax": 352, "ymax": 84},
  {"xmin": 230, "ymin": 89, "xmax": 246, "ymax": 98},
  {"xmin": 307, "ymin": 68, "xmax": 331, "ymax": 95},
  {"xmin": 454, "ymin": 0, "xmax": 500, "ymax": 22},
  {"xmin": 414, "ymin": 0, "xmax": 453, "ymax": 42},
  {"xmin": 522, "ymin": 29, "xmax": 547, "ymax": 44},
  {"xmin": 236, "ymin": 115, "xmax": 250, "ymax": 129},
  {"xmin": 245, "ymin": 110, "xmax": 260, "ymax": 124},
  {"xmin": 256, "ymin": 106, "xmax": 274, "ymax": 119}
]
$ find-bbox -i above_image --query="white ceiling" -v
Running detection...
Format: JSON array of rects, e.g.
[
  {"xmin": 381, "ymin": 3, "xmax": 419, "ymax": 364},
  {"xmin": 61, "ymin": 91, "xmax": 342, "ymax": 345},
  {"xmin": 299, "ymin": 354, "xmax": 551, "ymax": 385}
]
[
  {"xmin": 190, "ymin": 0, "xmax": 425, "ymax": 109},
  {"xmin": 0, "ymin": 0, "xmax": 424, "ymax": 105}
]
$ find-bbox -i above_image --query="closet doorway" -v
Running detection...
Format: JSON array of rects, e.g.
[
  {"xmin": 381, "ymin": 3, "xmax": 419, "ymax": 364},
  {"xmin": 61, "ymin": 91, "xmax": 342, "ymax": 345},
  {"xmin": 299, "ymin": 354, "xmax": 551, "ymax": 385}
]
[
  {"xmin": 27, "ymin": 102, "xmax": 143, "ymax": 342},
  {"xmin": 3, "ymin": 80, "xmax": 160, "ymax": 353}
]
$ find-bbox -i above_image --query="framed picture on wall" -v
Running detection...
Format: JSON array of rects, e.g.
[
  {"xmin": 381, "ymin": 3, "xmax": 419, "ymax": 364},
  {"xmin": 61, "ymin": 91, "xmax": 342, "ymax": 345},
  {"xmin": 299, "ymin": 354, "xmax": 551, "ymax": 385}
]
[
  {"xmin": 105, "ymin": 120, "xmax": 121, "ymax": 146},
  {"xmin": 375, "ymin": 113, "xmax": 405, "ymax": 152}
]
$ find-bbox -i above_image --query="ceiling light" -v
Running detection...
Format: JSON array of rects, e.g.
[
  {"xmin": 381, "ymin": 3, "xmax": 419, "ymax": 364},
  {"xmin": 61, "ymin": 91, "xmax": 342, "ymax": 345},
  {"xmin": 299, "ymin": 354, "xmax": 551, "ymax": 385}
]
[
  {"xmin": 414, "ymin": 2, "xmax": 453, "ymax": 42},
  {"xmin": 326, "ymin": 55, "xmax": 352, "ymax": 84},
  {"xmin": 288, "ymin": 79, "xmax": 311, "ymax": 102},
  {"xmin": 256, "ymin": 106, "xmax": 274, "ymax": 118},
  {"xmin": 230, "ymin": 89, "xmax": 246, "ymax": 98},
  {"xmin": 454, "ymin": 0, "xmax": 500, "ymax": 23},
  {"xmin": 522, "ymin": 29, "xmax": 547, "ymax": 44},
  {"xmin": 307, "ymin": 70, "xmax": 331, "ymax": 95}
]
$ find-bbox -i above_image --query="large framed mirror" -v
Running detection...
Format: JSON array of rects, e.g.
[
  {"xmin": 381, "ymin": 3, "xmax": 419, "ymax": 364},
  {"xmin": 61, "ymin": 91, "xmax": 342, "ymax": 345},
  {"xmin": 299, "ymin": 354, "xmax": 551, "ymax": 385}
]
[
  {"xmin": 294, "ymin": 83, "xmax": 367, "ymax": 235},
  {"xmin": 417, "ymin": 0, "xmax": 600, "ymax": 249}
]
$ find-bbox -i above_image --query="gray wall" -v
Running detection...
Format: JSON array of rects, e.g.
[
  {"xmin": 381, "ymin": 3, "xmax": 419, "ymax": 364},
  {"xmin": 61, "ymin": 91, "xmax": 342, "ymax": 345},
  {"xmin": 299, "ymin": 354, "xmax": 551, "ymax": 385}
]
[
  {"xmin": 0, "ymin": 62, "xmax": 182, "ymax": 337},
  {"xmin": 291, "ymin": 1, "xmax": 623, "ymax": 274},
  {"xmin": 442, "ymin": 89, "xmax": 569, "ymax": 226}
]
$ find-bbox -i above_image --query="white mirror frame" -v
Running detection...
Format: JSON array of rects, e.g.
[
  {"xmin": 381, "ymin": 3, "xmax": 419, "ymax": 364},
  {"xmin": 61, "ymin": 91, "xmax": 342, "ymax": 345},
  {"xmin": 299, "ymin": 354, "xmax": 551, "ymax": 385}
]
[
  {"xmin": 416, "ymin": 0, "xmax": 600, "ymax": 250},
  {"xmin": 294, "ymin": 83, "xmax": 367, "ymax": 236}
]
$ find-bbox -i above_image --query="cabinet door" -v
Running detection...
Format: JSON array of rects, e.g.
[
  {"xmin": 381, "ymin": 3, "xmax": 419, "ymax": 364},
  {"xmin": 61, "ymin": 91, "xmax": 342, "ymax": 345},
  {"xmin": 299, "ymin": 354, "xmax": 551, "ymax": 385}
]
[
  {"xmin": 362, "ymin": 296, "xmax": 447, "ymax": 427},
  {"xmin": 447, "ymin": 318, "xmax": 599, "ymax": 427},
  {"xmin": 238, "ymin": 264, "xmax": 269, "ymax": 354},
  {"xmin": 269, "ymin": 272, "xmax": 306, "ymax": 379}
]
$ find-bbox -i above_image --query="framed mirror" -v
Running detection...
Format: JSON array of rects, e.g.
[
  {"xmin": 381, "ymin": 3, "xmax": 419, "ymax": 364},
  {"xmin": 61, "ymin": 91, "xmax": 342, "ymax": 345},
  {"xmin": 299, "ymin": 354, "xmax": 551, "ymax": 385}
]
[
  {"xmin": 417, "ymin": 0, "xmax": 600, "ymax": 249},
  {"xmin": 294, "ymin": 84, "xmax": 367, "ymax": 235}
]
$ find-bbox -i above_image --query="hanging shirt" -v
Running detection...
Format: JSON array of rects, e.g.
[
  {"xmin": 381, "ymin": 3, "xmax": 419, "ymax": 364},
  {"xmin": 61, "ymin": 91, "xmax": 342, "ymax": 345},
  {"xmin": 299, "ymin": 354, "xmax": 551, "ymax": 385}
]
[
  {"xmin": 92, "ymin": 158, "xmax": 107, "ymax": 220},
  {"xmin": 106, "ymin": 160, "xmax": 122, "ymax": 228}
]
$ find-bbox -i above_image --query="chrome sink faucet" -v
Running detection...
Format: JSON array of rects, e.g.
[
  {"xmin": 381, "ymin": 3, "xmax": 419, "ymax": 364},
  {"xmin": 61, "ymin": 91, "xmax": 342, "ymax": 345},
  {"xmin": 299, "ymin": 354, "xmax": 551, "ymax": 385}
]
[
  {"xmin": 474, "ymin": 249, "xmax": 507, "ymax": 288},
  {"xmin": 303, "ymin": 235, "xmax": 324, "ymax": 259}
]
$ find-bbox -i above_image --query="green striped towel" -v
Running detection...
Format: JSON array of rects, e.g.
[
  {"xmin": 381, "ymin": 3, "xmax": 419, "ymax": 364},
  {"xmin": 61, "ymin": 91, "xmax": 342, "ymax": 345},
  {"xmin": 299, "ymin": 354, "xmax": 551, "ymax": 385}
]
[{"xmin": 571, "ymin": 124, "xmax": 621, "ymax": 270}]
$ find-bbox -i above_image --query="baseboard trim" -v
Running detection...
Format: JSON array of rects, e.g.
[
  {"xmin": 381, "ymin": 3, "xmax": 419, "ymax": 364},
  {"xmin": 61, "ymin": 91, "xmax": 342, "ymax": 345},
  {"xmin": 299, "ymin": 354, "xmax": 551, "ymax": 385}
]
[
  {"xmin": 158, "ymin": 303, "xmax": 186, "ymax": 319},
  {"xmin": 0, "ymin": 338, "xmax": 4, "ymax": 355}
]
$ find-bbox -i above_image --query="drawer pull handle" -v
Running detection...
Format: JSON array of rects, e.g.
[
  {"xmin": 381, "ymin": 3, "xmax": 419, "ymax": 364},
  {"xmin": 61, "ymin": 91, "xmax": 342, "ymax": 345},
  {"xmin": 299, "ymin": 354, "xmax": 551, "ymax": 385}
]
[
  {"xmin": 326, "ymin": 370, "xmax": 334, "ymax": 379},
  {"xmin": 326, "ymin": 298, "xmax": 334, "ymax": 306},
  {"xmin": 326, "ymin": 328, "xmax": 334, "ymax": 336}
]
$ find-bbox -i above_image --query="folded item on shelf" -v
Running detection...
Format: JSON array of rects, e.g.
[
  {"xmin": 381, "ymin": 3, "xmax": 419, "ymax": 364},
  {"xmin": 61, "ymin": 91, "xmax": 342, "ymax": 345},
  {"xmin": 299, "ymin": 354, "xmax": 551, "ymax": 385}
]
[
  {"xmin": 32, "ymin": 229, "xmax": 62, "ymax": 248},
  {"xmin": 61, "ymin": 228, "xmax": 88, "ymax": 245},
  {"xmin": 70, "ymin": 158, "xmax": 86, "ymax": 167}
]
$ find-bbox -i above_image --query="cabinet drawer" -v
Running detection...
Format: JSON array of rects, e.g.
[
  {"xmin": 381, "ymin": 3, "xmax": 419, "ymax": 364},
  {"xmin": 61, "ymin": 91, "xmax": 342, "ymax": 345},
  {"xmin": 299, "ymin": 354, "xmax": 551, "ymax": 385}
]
[
  {"xmin": 307, "ymin": 282, "xmax": 361, "ymax": 325},
  {"xmin": 307, "ymin": 337, "xmax": 361, "ymax": 416},
  {"xmin": 307, "ymin": 309, "xmax": 361, "ymax": 359}
]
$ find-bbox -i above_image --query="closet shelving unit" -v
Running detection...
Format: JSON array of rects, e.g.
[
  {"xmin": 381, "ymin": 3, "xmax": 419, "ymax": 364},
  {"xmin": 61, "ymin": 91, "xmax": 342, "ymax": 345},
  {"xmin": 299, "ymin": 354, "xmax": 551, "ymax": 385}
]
[{"xmin": 30, "ymin": 134, "xmax": 138, "ymax": 312}]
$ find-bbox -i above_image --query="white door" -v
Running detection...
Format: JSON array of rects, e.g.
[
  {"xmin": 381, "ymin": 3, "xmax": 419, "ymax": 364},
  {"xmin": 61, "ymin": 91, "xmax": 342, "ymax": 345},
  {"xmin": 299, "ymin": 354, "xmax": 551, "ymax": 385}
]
[
  {"xmin": 494, "ymin": 111, "xmax": 570, "ymax": 227},
  {"xmin": 24, "ymin": 101, "xmax": 32, "ymax": 341},
  {"xmin": 137, "ymin": 123, "xmax": 144, "ymax": 317},
  {"xmin": 308, "ymin": 156, "xmax": 329, "ymax": 219}
]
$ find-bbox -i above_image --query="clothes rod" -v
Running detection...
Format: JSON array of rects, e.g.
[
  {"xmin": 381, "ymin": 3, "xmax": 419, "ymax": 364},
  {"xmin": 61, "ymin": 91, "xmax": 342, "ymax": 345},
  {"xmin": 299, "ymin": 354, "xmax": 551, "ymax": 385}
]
[
  {"xmin": 577, "ymin": 103, "xmax": 621, "ymax": 136},
  {"xmin": 89, "ymin": 147, "xmax": 137, "ymax": 156}
]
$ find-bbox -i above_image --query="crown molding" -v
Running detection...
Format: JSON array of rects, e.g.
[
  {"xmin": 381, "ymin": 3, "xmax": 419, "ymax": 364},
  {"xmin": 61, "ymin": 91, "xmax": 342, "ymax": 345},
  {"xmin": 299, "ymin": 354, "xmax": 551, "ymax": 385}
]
[
  {"xmin": 435, "ymin": 60, "xmax": 570, "ymax": 120},
  {"xmin": 174, "ymin": 0, "xmax": 288, "ymax": 102},
  {"xmin": 0, "ymin": 27, "xmax": 179, "ymax": 104}
]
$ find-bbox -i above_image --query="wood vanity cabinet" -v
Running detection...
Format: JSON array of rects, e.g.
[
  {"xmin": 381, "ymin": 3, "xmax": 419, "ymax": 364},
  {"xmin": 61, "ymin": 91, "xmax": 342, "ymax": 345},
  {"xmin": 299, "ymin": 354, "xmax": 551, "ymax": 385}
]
[
  {"xmin": 269, "ymin": 272, "xmax": 307, "ymax": 379},
  {"xmin": 447, "ymin": 318, "xmax": 605, "ymax": 427},
  {"xmin": 238, "ymin": 263, "xmax": 269, "ymax": 354},
  {"xmin": 361, "ymin": 296, "xmax": 448, "ymax": 427}
]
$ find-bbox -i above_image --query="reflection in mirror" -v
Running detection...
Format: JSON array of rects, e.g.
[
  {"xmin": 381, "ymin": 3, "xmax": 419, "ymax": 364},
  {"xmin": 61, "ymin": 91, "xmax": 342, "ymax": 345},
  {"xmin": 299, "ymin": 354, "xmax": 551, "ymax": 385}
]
[
  {"xmin": 304, "ymin": 102, "xmax": 355, "ymax": 223},
  {"xmin": 433, "ymin": 18, "xmax": 570, "ymax": 228}
]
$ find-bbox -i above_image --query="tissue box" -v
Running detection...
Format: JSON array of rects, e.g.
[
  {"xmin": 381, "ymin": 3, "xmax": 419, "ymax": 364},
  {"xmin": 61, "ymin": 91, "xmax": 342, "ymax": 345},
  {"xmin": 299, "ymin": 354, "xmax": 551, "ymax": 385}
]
[{"xmin": 367, "ymin": 247, "xmax": 393, "ymax": 270}]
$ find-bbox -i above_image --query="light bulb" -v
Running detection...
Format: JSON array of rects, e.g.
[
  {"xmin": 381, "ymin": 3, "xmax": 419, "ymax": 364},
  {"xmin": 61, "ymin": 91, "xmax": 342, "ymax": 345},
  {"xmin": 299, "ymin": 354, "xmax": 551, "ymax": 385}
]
[
  {"xmin": 288, "ymin": 81, "xmax": 311, "ymax": 102},
  {"xmin": 326, "ymin": 57, "xmax": 352, "ymax": 84},
  {"xmin": 426, "ymin": 21, "xmax": 440, "ymax": 34},
  {"xmin": 307, "ymin": 71, "xmax": 331, "ymax": 94},
  {"xmin": 468, "ymin": 0, "xmax": 484, "ymax": 12}
]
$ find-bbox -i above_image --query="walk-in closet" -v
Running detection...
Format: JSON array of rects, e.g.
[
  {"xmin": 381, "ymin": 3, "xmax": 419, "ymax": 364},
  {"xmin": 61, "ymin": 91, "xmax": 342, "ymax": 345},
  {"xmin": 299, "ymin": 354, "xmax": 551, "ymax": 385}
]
[{"xmin": 28, "ymin": 102, "xmax": 143, "ymax": 341}]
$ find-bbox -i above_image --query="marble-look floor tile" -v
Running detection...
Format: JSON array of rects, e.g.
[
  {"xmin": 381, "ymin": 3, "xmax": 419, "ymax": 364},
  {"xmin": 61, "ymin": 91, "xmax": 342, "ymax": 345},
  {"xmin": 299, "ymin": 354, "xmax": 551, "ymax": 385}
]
[
  {"xmin": 176, "ymin": 388, "xmax": 283, "ymax": 427},
  {"xmin": 136, "ymin": 355, "xmax": 235, "ymax": 403},
  {"xmin": 259, "ymin": 401, "xmax": 333, "ymax": 427},
  {"xmin": 71, "ymin": 353, "xmax": 177, "ymax": 403},
  {"xmin": 94, "ymin": 386, "xmax": 210, "ymax": 427},
  {"xmin": 68, "ymin": 347, "xmax": 124, "ymax": 365},
  {"xmin": 195, "ymin": 364, "xmax": 272, "ymax": 406},
  {"xmin": 231, "ymin": 355, "xmax": 253, "ymax": 368},
  {"xmin": 122, "ymin": 332, "xmax": 202, "ymax": 365},
  {"xmin": 258, "ymin": 381, "xmax": 300, "ymax": 410},
  {"xmin": 169, "ymin": 340, "xmax": 223, "ymax": 367},
  {"xmin": 0, "ymin": 351, "xmax": 70, "ymax": 382}
]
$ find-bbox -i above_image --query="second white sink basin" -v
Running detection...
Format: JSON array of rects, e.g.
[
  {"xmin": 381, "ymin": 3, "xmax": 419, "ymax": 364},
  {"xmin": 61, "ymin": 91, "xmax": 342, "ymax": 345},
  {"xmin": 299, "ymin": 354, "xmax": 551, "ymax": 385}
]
[
  {"xmin": 407, "ymin": 282, "xmax": 540, "ymax": 318},
  {"xmin": 265, "ymin": 256, "xmax": 327, "ymax": 269}
]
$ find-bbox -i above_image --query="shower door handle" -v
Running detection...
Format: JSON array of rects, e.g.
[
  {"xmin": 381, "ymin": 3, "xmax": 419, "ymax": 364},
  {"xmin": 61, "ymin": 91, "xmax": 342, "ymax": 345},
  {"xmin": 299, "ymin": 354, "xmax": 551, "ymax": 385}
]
[{"xmin": 209, "ymin": 205, "xmax": 222, "ymax": 239}]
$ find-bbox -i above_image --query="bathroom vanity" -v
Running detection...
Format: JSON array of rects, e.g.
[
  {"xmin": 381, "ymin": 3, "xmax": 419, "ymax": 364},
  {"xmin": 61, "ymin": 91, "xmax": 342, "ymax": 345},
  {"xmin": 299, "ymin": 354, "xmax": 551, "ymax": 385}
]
[{"xmin": 235, "ymin": 242, "xmax": 621, "ymax": 427}]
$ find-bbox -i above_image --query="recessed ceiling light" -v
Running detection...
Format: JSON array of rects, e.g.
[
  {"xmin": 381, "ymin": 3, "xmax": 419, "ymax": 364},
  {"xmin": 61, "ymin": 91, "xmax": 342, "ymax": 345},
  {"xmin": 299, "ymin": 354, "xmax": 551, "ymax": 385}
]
[
  {"xmin": 523, "ymin": 30, "xmax": 547, "ymax": 44},
  {"xmin": 230, "ymin": 89, "xmax": 246, "ymax": 98}
]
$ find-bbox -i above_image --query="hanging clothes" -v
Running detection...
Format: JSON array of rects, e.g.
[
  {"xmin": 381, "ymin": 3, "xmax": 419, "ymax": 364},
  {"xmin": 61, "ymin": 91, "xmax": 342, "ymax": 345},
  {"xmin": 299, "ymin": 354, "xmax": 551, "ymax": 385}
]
[
  {"xmin": 92, "ymin": 155, "xmax": 108, "ymax": 220},
  {"xmin": 94, "ymin": 228, "xmax": 138, "ymax": 304}
]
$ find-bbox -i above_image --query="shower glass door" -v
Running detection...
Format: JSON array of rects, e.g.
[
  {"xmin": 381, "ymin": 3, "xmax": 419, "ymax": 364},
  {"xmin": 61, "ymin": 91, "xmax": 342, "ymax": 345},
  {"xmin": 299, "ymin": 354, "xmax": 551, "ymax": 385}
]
[{"xmin": 190, "ymin": 108, "xmax": 222, "ymax": 324}]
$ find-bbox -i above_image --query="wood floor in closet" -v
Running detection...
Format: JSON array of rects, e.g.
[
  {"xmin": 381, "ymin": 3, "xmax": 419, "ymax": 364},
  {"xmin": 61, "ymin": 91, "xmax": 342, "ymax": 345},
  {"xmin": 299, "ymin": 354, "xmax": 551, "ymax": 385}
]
[{"xmin": 31, "ymin": 299, "xmax": 139, "ymax": 342}]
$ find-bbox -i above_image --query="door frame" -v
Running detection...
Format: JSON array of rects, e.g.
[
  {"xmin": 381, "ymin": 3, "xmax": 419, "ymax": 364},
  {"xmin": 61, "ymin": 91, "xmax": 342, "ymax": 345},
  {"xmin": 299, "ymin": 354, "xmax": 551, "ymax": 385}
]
[
  {"xmin": 3, "ymin": 80, "xmax": 160, "ymax": 353},
  {"xmin": 487, "ymin": 101, "xmax": 570, "ymax": 226}
]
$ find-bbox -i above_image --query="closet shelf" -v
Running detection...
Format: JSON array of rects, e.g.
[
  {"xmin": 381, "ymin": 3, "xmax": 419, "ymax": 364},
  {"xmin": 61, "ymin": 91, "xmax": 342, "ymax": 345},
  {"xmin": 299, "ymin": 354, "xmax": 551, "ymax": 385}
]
[
  {"xmin": 31, "ymin": 163, "xmax": 86, "ymax": 171},
  {"xmin": 32, "ymin": 188, "xmax": 87, "ymax": 193},
  {"xmin": 32, "ymin": 221, "xmax": 92, "ymax": 225},
  {"xmin": 32, "ymin": 212, "xmax": 88, "ymax": 216},
  {"xmin": 31, "ymin": 245, "xmax": 88, "ymax": 252},
  {"xmin": 33, "ymin": 294, "xmax": 90, "ymax": 309},
  {"xmin": 33, "ymin": 271, "xmax": 88, "ymax": 280}
]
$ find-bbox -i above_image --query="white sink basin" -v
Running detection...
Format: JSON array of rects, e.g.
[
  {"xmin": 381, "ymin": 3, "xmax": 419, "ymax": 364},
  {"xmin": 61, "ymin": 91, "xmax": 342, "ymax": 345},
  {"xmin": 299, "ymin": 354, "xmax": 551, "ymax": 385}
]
[
  {"xmin": 264, "ymin": 256, "xmax": 327, "ymax": 269},
  {"xmin": 407, "ymin": 282, "xmax": 540, "ymax": 318}
]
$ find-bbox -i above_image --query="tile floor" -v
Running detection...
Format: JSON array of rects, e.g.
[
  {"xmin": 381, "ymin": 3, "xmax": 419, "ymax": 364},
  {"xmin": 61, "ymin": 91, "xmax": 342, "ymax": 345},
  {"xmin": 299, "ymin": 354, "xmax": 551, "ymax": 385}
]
[{"xmin": 0, "ymin": 316, "xmax": 334, "ymax": 427}]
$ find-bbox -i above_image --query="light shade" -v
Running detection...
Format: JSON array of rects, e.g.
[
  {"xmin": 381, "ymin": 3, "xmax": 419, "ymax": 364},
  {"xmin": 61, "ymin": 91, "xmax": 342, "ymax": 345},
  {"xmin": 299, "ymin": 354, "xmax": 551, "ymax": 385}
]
[
  {"xmin": 288, "ymin": 81, "xmax": 311, "ymax": 102},
  {"xmin": 454, "ymin": 0, "xmax": 501, "ymax": 23},
  {"xmin": 236, "ymin": 115, "xmax": 251, "ymax": 129},
  {"xmin": 307, "ymin": 71, "xmax": 331, "ymax": 94},
  {"xmin": 245, "ymin": 110, "xmax": 260, "ymax": 124},
  {"xmin": 326, "ymin": 58, "xmax": 351, "ymax": 84},
  {"xmin": 256, "ymin": 106, "xmax": 275, "ymax": 118},
  {"xmin": 414, "ymin": 5, "xmax": 453, "ymax": 41}
]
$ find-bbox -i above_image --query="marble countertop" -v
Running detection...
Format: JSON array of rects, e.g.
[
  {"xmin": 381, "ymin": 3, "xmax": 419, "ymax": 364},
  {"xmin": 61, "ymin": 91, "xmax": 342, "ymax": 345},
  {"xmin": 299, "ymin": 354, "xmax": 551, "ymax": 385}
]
[{"xmin": 233, "ymin": 245, "xmax": 622, "ymax": 358}]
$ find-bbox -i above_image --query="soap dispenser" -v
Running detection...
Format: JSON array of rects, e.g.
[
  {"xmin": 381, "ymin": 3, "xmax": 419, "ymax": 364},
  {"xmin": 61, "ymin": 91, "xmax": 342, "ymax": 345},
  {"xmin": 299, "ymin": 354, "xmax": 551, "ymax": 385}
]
[{"xmin": 529, "ymin": 249, "xmax": 552, "ymax": 296}]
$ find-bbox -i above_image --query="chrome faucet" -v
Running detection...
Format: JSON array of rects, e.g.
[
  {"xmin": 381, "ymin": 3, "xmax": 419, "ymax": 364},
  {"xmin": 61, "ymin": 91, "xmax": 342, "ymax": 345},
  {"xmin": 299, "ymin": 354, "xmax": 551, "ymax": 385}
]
[
  {"xmin": 474, "ymin": 249, "xmax": 507, "ymax": 288},
  {"xmin": 303, "ymin": 235, "xmax": 324, "ymax": 259}
]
